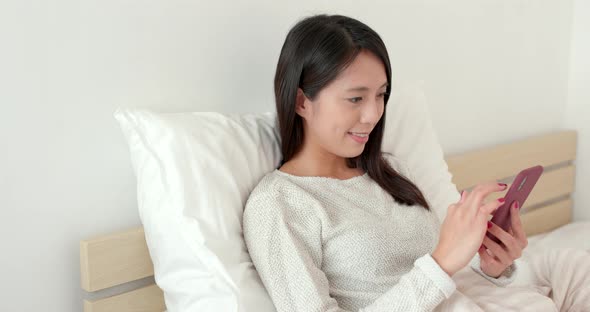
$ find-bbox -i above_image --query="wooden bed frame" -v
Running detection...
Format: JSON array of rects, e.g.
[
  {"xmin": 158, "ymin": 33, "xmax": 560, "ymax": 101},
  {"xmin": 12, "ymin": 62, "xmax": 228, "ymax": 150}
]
[{"xmin": 80, "ymin": 130, "xmax": 577, "ymax": 312}]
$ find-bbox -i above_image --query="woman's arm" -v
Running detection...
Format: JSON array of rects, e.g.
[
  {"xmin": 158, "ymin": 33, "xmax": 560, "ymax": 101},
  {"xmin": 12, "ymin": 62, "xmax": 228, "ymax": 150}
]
[
  {"xmin": 243, "ymin": 189, "xmax": 456, "ymax": 312},
  {"xmin": 388, "ymin": 154, "xmax": 519, "ymax": 287}
]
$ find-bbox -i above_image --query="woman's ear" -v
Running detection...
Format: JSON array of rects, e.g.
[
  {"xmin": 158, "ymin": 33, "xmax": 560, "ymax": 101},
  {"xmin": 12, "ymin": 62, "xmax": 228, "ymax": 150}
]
[{"xmin": 295, "ymin": 88, "xmax": 310, "ymax": 118}]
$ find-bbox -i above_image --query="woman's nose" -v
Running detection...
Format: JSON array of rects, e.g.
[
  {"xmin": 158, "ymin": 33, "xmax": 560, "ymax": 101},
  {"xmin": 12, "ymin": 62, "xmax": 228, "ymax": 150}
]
[{"xmin": 360, "ymin": 100, "xmax": 383, "ymax": 125}]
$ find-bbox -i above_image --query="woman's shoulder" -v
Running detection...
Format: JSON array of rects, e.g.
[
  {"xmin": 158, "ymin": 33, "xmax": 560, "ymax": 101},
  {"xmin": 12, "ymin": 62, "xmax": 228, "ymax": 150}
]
[
  {"xmin": 247, "ymin": 170, "xmax": 283, "ymax": 203},
  {"xmin": 244, "ymin": 170, "xmax": 309, "ymax": 218}
]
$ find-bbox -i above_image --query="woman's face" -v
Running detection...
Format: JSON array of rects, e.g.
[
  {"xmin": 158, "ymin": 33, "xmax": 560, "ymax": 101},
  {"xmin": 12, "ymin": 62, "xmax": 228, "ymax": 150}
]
[{"xmin": 296, "ymin": 50, "xmax": 387, "ymax": 160}]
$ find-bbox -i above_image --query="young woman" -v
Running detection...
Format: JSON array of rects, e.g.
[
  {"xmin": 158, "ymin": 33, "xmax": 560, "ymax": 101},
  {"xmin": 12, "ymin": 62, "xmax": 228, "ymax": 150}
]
[{"xmin": 242, "ymin": 14, "xmax": 528, "ymax": 311}]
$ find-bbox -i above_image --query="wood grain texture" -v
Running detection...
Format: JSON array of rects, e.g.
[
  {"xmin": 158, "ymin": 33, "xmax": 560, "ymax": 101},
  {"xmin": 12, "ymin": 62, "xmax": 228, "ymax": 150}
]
[
  {"xmin": 80, "ymin": 227, "xmax": 154, "ymax": 292},
  {"xmin": 83, "ymin": 284, "xmax": 165, "ymax": 312},
  {"xmin": 520, "ymin": 198, "xmax": 573, "ymax": 236},
  {"xmin": 478, "ymin": 164, "xmax": 575, "ymax": 207},
  {"xmin": 445, "ymin": 130, "xmax": 577, "ymax": 190}
]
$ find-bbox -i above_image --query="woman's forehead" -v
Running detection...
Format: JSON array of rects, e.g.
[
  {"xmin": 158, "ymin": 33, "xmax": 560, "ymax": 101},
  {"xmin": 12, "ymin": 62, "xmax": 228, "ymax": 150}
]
[{"xmin": 330, "ymin": 51, "xmax": 387, "ymax": 91}]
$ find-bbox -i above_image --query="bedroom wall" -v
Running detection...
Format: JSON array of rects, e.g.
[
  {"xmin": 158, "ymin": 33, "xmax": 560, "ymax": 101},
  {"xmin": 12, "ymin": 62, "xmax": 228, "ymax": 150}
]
[
  {"xmin": 565, "ymin": 0, "xmax": 590, "ymax": 222},
  {"xmin": 0, "ymin": 0, "xmax": 578, "ymax": 311}
]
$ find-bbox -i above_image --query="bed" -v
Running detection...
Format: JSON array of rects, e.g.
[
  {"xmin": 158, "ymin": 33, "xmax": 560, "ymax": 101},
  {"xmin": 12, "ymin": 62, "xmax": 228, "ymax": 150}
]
[{"xmin": 79, "ymin": 129, "xmax": 584, "ymax": 312}]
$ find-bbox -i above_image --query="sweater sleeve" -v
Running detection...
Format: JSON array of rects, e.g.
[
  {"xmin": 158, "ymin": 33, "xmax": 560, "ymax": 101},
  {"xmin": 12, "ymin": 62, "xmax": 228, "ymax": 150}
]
[
  {"xmin": 469, "ymin": 254, "xmax": 518, "ymax": 287},
  {"xmin": 243, "ymin": 188, "xmax": 457, "ymax": 312},
  {"xmin": 387, "ymin": 154, "xmax": 518, "ymax": 287}
]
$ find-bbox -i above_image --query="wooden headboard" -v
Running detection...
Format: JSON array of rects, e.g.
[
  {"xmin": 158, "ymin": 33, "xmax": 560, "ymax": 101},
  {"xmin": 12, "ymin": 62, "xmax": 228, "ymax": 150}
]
[{"xmin": 80, "ymin": 130, "xmax": 577, "ymax": 312}]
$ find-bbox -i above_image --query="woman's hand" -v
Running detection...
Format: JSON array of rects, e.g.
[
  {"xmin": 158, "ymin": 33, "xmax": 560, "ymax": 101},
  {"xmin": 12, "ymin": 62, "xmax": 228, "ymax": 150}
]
[
  {"xmin": 479, "ymin": 200, "xmax": 528, "ymax": 278},
  {"xmin": 432, "ymin": 182, "xmax": 508, "ymax": 276}
]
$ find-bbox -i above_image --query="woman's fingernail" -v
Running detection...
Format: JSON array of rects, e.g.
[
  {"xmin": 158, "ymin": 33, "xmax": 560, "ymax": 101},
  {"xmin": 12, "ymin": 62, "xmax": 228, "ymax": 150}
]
[
  {"xmin": 487, "ymin": 221, "xmax": 493, "ymax": 229},
  {"xmin": 498, "ymin": 183, "xmax": 507, "ymax": 188},
  {"xmin": 514, "ymin": 201, "xmax": 519, "ymax": 209},
  {"xmin": 498, "ymin": 197, "xmax": 505, "ymax": 203}
]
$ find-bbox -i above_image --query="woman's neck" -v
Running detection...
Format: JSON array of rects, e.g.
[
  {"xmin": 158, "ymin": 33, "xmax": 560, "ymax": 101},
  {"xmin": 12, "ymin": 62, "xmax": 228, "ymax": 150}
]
[{"xmin": 278, "ymin": 155, "xmax": 363, "ymax": 179}]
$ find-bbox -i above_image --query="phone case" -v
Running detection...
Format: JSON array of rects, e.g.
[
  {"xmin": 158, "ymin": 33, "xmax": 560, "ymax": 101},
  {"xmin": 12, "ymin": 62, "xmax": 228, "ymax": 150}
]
[{"xmin": 486, "ymin": 165, "xmax": 544, "ymax": 245}]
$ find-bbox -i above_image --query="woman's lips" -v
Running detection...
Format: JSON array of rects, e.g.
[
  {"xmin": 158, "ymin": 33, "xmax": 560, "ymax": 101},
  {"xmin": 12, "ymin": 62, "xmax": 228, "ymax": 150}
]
[{"xmin": 348, "ymin": 132, "xmax": 369, "ymax": 143}]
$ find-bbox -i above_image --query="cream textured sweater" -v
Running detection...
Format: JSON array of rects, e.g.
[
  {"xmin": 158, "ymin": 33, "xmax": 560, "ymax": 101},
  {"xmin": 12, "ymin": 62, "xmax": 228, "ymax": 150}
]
[{"xmin": 243, "ymin": 155, "xmax": 517, "ymax": 312}]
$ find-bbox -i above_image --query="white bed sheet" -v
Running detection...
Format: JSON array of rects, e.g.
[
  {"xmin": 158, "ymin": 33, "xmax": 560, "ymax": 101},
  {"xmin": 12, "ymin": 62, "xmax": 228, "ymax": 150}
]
[
  {"xmin": 526, "ymin": 221, "xmax": 590, "ymax": 253},
  {"xmin": 510, "ymin": 220, "xmax": 590, "ymax": 289},
  {"xmin": 434, "ymin": 221, "xmax": 590, "ymax": 311}
]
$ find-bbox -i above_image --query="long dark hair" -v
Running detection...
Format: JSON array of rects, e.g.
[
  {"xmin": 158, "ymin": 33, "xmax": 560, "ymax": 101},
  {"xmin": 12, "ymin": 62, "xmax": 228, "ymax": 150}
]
[{"xmin": 273, "ymin": 14, "xmax": 430, "ymax": 210}]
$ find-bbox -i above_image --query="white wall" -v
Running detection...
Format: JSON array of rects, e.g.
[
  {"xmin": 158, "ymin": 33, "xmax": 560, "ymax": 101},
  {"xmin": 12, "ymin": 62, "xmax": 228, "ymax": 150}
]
[
  {"xmin": 565, "ymin": 0, "xmax": 590, "ymax": 221},
  {"xmin": 0, "ymin": 0, "xmax": 579, "ymax": 310}
]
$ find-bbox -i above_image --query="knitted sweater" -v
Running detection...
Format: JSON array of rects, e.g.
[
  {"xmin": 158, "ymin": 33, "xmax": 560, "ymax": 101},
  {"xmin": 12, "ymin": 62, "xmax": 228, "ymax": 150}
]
[{"xmin": 243, "ymin": 155, "xmax": 517, "ymax": 312}]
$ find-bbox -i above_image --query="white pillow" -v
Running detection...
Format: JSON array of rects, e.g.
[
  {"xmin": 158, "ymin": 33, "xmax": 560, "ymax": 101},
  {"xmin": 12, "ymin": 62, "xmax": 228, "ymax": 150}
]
[
  {"xmin": 114, "ymin": 111, "xmax": 281, "ymax": 311},
  {"xmin": 114, "ymin": 80, "xmax": 459, "ymax": 311},
  {"xmin": 383, "ymin": 80, "xmax": 461, "ymax": 222}
]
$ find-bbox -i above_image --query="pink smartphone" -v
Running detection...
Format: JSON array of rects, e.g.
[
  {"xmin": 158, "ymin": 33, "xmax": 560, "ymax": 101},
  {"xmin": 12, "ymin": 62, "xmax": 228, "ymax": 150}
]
[{"xmin": 486, "ymin": 165, "xmax": 544, "ymax": 245}]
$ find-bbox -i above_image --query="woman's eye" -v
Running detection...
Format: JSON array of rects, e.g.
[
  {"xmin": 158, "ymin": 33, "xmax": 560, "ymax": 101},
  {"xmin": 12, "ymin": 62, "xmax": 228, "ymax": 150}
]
[
  {"xmin": 348, "ymin": 97, "xmax": 363, "ymax": 104},
  {"xmin": 378, "ymin": 92, "xmax": 389, "ymax": 98}
]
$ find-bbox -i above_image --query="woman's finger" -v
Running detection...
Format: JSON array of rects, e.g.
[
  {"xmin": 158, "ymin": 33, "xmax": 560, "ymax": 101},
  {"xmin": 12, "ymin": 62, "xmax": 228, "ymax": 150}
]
[
  {"xmin": 482, "ymin": 236, "xmax": 512, "ymax": 265},
  {"xmin": 487, "ymin": 222, "xmax": 518, "ymax": 249},
  {"xmin": 478, "ymin": 246, "xmax": 500, "ymax": 266},
  {"xmin": 459, "ymin": 190, "xmax": 467, "ymax": 204},
  {"xmin": 478, "ymin": 196, "xmax": 506, "ymax": 218},
  {"xmin": 488, "ymin": 222, "xmax": 522, "ymax": 259},
  {"xmin": 464, "ymin": 182, "xmax": 508, "ymax": 216}
]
